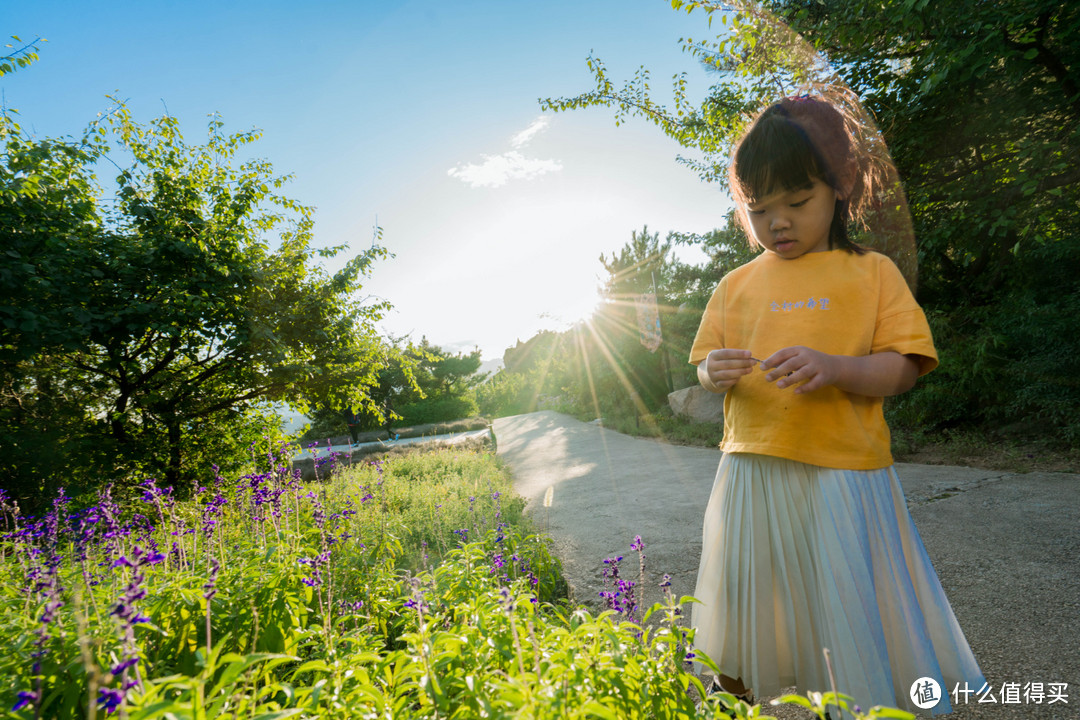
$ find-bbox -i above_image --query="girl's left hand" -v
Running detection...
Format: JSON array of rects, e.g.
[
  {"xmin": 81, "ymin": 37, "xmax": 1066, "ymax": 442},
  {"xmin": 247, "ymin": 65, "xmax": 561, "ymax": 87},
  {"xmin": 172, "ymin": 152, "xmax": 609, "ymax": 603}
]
[{"xmin": 762, "ymin": 346, "xmax": 839, "ymax": 394}]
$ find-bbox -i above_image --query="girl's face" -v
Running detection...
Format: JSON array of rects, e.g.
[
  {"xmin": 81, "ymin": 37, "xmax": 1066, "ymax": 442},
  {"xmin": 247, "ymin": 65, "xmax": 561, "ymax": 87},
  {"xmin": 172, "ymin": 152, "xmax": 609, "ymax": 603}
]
[{"xmin": 743, "ymin": 178, "xmax": 838, "ymax": 259}]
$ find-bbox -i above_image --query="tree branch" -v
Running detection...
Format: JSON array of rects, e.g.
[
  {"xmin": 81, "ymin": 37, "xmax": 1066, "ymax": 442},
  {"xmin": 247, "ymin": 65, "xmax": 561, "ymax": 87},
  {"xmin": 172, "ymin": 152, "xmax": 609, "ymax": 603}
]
[
  {"xmin": 917, "ymin": 165, "xmax": 1080, "ymax": 205},
  {"xmin": 1001, "ymin": 14, "xmax": 1080, "ymax": 116}
]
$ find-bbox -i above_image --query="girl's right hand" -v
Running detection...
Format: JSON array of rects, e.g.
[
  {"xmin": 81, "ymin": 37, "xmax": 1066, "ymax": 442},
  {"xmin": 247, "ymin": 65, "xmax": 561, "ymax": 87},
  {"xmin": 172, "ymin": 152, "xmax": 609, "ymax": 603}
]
[{"xmin": 698, "ymin": 348, "xmax": 757, "ymax": 393}]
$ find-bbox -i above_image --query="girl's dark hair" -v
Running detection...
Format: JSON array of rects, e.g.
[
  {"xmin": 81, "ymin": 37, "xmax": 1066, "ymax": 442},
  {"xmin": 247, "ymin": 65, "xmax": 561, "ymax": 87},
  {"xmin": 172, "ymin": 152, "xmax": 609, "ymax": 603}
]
[{"xmin": 729, "ymin": 96, "xmax": 864, "ymax": 253}]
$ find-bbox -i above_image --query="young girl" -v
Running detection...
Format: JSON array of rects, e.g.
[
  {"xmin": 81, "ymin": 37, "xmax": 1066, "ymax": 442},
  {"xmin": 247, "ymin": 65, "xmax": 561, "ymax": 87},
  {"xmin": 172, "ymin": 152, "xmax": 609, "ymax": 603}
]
[{"xmin": 689, "ymin": 96, "xmax": 985, "ymax": 715}]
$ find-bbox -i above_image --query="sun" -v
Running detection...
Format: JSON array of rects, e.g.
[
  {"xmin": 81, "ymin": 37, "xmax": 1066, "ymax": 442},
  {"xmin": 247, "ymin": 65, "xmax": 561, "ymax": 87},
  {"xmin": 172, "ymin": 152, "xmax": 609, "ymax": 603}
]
[{"xmin": 539, "ymin": 286, "xmax": 605, "ymax": 332}]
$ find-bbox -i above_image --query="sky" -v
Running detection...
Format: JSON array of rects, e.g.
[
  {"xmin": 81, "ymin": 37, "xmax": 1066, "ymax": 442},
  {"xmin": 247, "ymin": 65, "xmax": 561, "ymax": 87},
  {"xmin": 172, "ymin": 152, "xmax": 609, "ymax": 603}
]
[{"xmin": 3, "ymin": 0, "xmax": 735, "ymax": 362}]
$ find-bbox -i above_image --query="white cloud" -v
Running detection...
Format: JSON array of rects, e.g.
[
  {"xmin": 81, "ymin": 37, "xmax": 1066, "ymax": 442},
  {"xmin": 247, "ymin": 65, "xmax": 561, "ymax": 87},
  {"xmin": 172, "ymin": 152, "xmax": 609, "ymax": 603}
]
[
  {"xmin": 447, "ymin": 151, "xmax": 562, "ymax": 188},
  {"xmin": 448, "ymin": 116, "xmax": 562, "ymax": 188},
  {"xmin": 510, "ymin": 116, "xmax": 550, "ymax": 148}
]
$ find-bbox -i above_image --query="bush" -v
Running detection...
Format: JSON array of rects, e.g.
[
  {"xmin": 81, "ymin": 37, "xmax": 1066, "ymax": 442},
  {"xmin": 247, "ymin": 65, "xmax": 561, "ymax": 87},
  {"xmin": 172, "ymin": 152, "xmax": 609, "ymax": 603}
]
[
  {"xmin": 475, "ymin": 369, "xmax": 539, "ymax": 418},
  {"xmin": 0, "ymin": 443, "xmax": 915, "ymax": 720},
  {"xmin": 395, "ymin": 395, "xmax": 479, "ymax": 427}
]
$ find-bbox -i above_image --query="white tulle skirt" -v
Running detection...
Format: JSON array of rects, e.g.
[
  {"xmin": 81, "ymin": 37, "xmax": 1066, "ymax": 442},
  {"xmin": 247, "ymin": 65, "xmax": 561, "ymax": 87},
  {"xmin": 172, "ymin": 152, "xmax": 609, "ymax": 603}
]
[{"xmin": 691, "ymin": 453, "xmax": 984, "ymax": 715}]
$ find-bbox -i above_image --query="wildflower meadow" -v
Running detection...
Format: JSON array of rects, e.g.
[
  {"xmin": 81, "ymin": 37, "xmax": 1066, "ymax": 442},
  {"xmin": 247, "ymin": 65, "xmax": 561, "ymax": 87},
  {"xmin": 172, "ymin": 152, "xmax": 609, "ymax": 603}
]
[{"xmin": 1, "ymin": 443, "xmax": 911, "ymax": 719}]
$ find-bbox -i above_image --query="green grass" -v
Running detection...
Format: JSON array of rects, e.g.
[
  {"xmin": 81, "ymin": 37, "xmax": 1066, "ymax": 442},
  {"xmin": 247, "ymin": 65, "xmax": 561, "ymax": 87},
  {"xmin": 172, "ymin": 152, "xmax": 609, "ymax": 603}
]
[
  {"xmin": 889, "ymin": 423, "xmax": 1080, "ymax": 473},
  {"xmin": 335, "ymin": 448, "xmax": 527, "ymax": 570}
]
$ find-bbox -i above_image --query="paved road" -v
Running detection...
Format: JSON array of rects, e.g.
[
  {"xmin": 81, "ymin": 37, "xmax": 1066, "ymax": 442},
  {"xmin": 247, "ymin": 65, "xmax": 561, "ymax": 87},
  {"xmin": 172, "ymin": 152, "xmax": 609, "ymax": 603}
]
[{"xmin": 493, "ymin": 411, "xmax": 1079, "ymax": 719}]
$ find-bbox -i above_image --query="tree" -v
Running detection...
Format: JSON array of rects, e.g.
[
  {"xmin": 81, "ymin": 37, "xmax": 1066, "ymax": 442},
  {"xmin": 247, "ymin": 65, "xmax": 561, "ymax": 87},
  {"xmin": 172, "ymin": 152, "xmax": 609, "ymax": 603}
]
[
  {"xmin": 592, "ymin": 226, "xmax": 675, "ymax": 406},
  {"xmin": 326, "ymin": 338, "xmax": 484, "ymax": 433},
  {"xmin": 542, "ymin": 0, "xmax": 1080, "ymax": 440},
  {"xmin": 1, "ymin": 35, "xmax": 45, "ymax": 77},
  {"xmin": 393, "ymin": 339, "xmax": 483, "ymax": 427},
  {"xmin": 1, "ymin": 104, "xmax": 393, "ymax": 505}
]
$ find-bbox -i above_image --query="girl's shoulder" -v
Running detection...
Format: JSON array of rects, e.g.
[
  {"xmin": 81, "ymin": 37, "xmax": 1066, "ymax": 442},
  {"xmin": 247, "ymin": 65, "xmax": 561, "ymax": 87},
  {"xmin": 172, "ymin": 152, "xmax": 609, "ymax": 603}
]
[
  {"xmin": 830, "ymin": 247, "xmax": 904, "ymax": 276},
  {"xmin": 852, "ymin": 248, "xmax": 908, "ymax": 282}
]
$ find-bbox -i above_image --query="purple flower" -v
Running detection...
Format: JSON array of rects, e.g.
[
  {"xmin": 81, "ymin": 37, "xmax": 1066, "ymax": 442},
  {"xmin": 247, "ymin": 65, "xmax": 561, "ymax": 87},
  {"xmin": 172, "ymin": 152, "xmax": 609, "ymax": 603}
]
[
  {"xmin": 109, "ymin": 543, "xmax": 159, "ymax": 691},
  {"xmin": 403, "ymin": 591, "xmax": 429, "ymax": 613},
  {"xmin": 12, "ymin": 691, "xmax": 38, "ymax": 712},
  {"xmin": 97, "ymin": 687, "xmax": 124, "ymax": 713},
  {"xmin": 602, "ymin": 556, "xmax": 623, "ymax": 579},
  {"xmin": 404, "ymin": 577, "xmax": 429, "ymax": 614},
  {"xmin": 201, "ymin": 493, "xmax": 227, "ymax": 540},
  {"xmin": 298, "ymin": 550, "xmax": 331, "ymax": 589},
  {"xmin": 111, "ymin": 658, "xmax": 139, "ymax": 675},
  {"xmin": 111, "ymin": 544, "xmax": 166, "ymax": 569},
  {"xmin": 599, "ymin": 554, "xmax": 639, "ymax": 619},
  {"xmin": 340, "ymin": 599, "xmax": 363, "ymax": 613}
]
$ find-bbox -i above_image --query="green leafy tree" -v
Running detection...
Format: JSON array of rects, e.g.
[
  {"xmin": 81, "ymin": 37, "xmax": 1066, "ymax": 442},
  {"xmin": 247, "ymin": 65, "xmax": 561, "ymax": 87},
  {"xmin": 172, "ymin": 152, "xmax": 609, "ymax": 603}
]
[
  {"xmin": 320, "ymin": 338, "xmax": 484, "ymax": 433},
  {"xmin": 589, "ymin": 226, "xmax": 676, "ymax": 411},
  {"xmin": 502, "ymin": 330, "xmax": 564, "ymax": 376},
  {"xmin": 478, "ymin": 332, "xmax": 571, "ymax": 419},
  {"xmin": 543, "ymin": 0, "xmax": 1080, "ymax": 440},
  {"xmin": 474, "ymin": 367, "xmax": 540, "ymax": 418},
  {"xmin": 1, "ymin": 104, "xmax": 393, "ymax": 504},
  {"xmin": 0, "ymin": 35, "xmax": 45, "ymax": 77},
  {"xmin": 394, "ymin": 339, "xmax": 483, "ymax": 427}
]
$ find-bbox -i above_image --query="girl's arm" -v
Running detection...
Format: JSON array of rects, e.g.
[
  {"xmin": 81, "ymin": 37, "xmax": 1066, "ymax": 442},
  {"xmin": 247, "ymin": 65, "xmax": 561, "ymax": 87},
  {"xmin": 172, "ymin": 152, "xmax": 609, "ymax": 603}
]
[
  {"xmin": 698, "ymin": 348, "xmax": 756, "ymax": 393},
  {"xmin": 762, "ymin": 347, "xmax": 919, "ymax": 397}
]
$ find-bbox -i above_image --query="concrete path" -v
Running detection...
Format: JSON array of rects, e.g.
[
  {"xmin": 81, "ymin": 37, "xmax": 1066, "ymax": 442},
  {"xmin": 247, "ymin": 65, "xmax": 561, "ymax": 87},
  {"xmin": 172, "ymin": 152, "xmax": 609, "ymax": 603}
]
[{"xmin": 493, "ymin": 411, "xmax": 1079, "ymax": 719}]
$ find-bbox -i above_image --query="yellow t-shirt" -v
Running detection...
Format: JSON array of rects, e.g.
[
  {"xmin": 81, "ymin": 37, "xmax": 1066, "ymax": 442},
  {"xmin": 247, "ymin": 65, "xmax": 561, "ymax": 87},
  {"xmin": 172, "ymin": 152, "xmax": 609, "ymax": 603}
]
[{"xmin": 689, "ymin": 249, "xmax": 937, "ymax": 470}]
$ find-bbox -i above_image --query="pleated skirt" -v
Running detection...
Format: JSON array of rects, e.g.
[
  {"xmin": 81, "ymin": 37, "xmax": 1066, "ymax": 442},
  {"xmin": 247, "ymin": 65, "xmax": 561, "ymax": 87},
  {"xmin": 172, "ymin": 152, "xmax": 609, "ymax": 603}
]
[{"xmin": 691, "ymin": 453, "xmax": 985, "ymax": 715}]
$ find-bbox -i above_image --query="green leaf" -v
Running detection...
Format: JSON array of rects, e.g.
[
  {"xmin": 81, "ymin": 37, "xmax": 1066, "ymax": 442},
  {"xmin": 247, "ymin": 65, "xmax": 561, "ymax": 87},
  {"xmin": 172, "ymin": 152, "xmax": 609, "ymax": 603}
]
[
  {"xmin": 773, "ymin": 694, "xmax": 814, "ymax": 709},
  {"xmin": 579, "ymin": 700, "xmax": 619, "ymax": 719},
  {"xmin": 289, "ymin": 659, "xmax": 331, "ymax": 677}
]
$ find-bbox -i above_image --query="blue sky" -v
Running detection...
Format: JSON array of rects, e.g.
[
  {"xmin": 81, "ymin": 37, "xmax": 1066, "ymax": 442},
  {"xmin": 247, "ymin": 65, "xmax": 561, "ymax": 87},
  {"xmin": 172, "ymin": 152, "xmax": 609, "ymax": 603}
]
[{"xmin": 4, "ymin": 0, "xmax": 734, "ymax": 361}]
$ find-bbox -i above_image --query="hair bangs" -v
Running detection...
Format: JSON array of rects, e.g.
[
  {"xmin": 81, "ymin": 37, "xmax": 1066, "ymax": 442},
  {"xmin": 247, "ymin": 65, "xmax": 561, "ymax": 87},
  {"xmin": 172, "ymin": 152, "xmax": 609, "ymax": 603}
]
[{"xmin": 731, "ymin": 115, "xmax": 827, "ymax": 206}]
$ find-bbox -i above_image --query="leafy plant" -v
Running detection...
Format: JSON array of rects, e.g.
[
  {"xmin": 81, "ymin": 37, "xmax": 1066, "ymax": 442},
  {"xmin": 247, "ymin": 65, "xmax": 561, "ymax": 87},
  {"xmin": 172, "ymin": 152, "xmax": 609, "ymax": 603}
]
[
  {"xmin": 1, "ymin": 103, "xmax": 396, "ymax": 507},
  {"xmin": 0, "ymin": 440, "xmax": 918, "ymax": 719}
]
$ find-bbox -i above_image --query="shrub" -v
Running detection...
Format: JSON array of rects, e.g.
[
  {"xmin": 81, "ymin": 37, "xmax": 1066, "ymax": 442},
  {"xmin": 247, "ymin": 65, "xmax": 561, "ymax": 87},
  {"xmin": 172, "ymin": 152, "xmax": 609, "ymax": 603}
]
[
  {"xmin": 0, "ymin": 443, "xmax": 913, "ymax": 720},
  {"xmin": 396, "ymin": 395, "xmax": 480, "ymax": 427}
]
